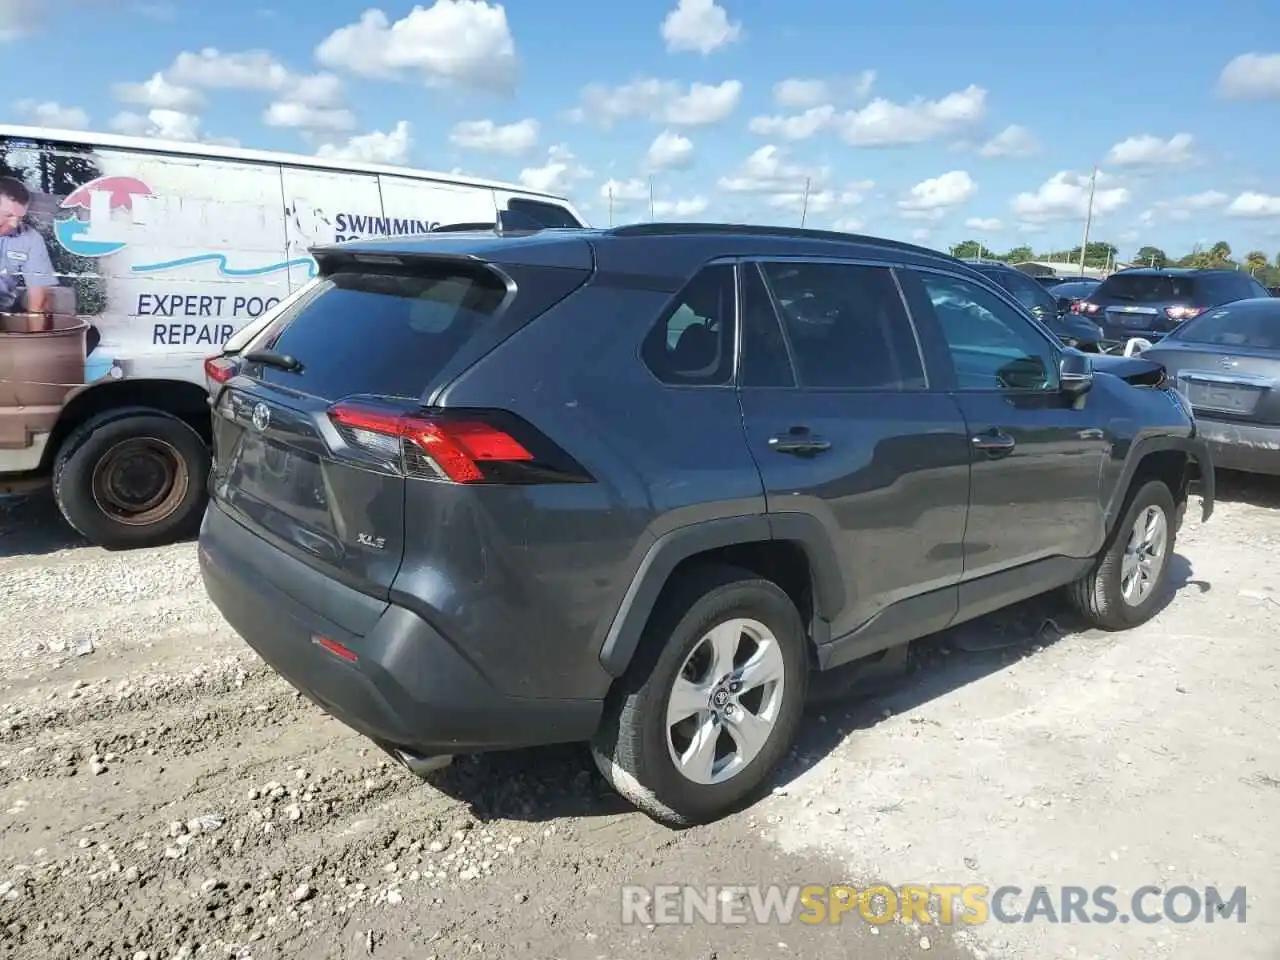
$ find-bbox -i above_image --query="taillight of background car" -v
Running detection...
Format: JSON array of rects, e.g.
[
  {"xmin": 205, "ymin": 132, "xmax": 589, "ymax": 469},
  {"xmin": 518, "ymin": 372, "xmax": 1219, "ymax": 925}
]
[
  {"xmin": 1073, "ymin": 301, "xmax": 1101, "ymax": 316},
  {"xmin": 1165, "ymin": 305, "xmax": 1205, "ymax": 322}
]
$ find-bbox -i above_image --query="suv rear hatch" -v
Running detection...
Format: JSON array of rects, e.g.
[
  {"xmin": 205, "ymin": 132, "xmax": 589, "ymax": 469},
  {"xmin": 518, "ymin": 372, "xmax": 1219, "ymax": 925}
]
[
  {"xmin": 1080, "ymin": 273, "xmax": 1202, "ymax": 341},
  {"xmin": 207, "ymin": 238, "xmax": 593, "ymax": 634}
]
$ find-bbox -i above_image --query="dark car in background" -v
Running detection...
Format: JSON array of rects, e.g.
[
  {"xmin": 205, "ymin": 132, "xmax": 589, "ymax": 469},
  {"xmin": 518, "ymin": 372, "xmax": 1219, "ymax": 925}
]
[
  {"xmin": 1075, "ymin": 268, "xmax": 1270, "ymax": 349},
  {"xmin": 1141, "ymin": 297, "xmax": 1280, "ymax": 476},
  {"xmin": 964, "ymin": 259, "xmax": 1104, "ymax": 351},
  {"xmin": 1049, "ymin": 278, "xmax": 1102, "ymax": 313}
]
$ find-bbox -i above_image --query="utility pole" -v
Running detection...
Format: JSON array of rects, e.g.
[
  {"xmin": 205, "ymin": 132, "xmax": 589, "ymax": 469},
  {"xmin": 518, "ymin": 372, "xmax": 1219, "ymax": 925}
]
[
  {"xmin": 799, "ymin": 177, "xmax": 811, "ymax": 228},
  {"xmin": 608, "ymin": 186, "xmax": 614, "ymax": 227},
  {"xmin": 648, "ymin": 176, "xmax": 654, "ymax": 221},
  {"xmin": 1078, "ymin": 165, "xmax": 1097, "ymax": 276}
]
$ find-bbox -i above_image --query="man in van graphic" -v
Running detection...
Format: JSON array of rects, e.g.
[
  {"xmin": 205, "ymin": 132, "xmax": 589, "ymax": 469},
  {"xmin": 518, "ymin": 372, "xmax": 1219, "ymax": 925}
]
[{"xmin": 0, "ymin": 176, "xmax": 58, "ymax": 317}]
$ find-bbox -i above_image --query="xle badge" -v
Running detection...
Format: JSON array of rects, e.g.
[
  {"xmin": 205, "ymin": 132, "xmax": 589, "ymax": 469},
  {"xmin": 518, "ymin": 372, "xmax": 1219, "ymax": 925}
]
[{"xmin": 357, "ymin": 533, "xmax": 386, "ymax": 550}]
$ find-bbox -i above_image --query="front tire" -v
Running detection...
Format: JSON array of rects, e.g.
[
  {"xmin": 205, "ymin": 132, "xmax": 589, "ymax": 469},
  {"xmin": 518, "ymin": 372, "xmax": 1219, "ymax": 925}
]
[
  {"xmin": 1068, "ymin": 479, "xmax": 1177, "ymax": 630},
  {"xmin": 591, "ymin": 564, "xmax": 809, "ymax": 828},
  {"xmin": 53, "ymin": 409, "xmax": 211, "ymax": 551}
]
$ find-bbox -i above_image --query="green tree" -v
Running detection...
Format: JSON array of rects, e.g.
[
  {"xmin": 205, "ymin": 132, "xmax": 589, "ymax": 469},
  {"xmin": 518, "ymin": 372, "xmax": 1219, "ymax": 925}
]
[
  {"xmin": 1245, "ymin": 250, "xmax": 1269, "ymax": 276},
  {"xmin": 1133, "ymin": 245, "xmax": 1168, "ymax": 268},
  {"xmin": 950, "ymin": 239, "xmax": 996, "ymax": 259},
  {"xmin": 1208, "ymin": 240, "xmax": 1233, "ymax": 265},
  {"xmin": 1004, "ymin": 244, "xmax": 1034, "ymax": 263},
  {"xmin": 1062, "ymin": 241, "xmax": 1117, "ymax": 269}
]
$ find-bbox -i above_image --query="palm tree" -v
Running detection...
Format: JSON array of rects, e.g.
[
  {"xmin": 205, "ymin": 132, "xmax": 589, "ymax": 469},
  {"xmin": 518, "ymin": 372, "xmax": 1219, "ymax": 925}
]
[{"xmin": 1245, "ymin": 250, "xmax": 1269, "ymax": 276}]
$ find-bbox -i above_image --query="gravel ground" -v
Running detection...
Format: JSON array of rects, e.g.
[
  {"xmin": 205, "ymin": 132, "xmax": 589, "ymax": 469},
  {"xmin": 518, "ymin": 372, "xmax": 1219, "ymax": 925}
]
[{"xmin": 0, "ymin": 477, "xmax": 1276, "ymax": 960}]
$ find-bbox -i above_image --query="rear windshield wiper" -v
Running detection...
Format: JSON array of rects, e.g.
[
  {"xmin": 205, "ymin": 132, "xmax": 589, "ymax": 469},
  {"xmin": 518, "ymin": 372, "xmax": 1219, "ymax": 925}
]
[{"xmin": 243, "ymin": 349, "xmax": 303, "ymax": 373}]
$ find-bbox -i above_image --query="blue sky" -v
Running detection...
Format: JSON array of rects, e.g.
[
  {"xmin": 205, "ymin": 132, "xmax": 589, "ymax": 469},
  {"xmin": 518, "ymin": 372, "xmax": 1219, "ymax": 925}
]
[{"xmin": 4, "ymin": 0, "xmax": 1280, "ymax": 261}]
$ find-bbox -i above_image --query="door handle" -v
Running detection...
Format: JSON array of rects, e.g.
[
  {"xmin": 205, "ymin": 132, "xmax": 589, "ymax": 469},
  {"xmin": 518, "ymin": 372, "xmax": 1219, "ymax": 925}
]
[
  {"xmin": 971, "ymin": 430, "xmax": 1016, "ymax": 455},
  {"xmin": 769, "ymin": 431, "xmax": 831, "ymax": 455}
]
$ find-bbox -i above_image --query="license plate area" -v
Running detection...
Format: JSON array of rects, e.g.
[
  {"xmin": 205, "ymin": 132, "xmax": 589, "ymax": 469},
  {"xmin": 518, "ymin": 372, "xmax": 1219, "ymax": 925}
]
[{"xmin": 1178, "ymin": 375, "xmax": 1264, "ymax": 415}]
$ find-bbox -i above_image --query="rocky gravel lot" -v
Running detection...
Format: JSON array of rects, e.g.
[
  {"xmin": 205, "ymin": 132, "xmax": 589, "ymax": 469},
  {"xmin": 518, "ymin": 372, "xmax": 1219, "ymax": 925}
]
[{"xmin": 0, "ymin": 477, "xmax": 1277, "ymax": 960}]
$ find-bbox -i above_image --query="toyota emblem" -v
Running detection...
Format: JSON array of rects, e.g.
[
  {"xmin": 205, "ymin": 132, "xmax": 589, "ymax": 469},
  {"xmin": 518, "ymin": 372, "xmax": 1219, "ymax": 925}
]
[{"xmin": 251, "ymin": 403, "xmax": 271, "ymax": 432}]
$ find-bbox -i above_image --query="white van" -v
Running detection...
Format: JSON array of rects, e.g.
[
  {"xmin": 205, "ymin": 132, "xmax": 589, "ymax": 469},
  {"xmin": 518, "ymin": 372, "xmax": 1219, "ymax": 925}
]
[{"xmin": 0, "ymin": 125, "xmax": 587, "ymax": 549}]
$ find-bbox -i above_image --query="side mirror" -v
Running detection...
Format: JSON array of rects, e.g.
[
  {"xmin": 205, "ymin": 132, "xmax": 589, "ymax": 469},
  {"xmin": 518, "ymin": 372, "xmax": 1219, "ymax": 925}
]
[{"xmin": 1060, "ymin": 348, "xmax": 1094, "ymax": 397}]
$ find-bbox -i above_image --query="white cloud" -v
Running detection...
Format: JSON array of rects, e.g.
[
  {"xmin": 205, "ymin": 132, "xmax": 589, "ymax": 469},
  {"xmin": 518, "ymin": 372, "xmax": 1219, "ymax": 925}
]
[
  {"xmin": 1226, "ymin": 191, "xmax": 1280, "ymax": 218},
  {"xmin": 13, "ymin": 100, "xmax": 89, "ymax": 129},
  {"xmin": 773, "ymin": 72, "xmax": 875, "ymax": 108},
  {"xmin": 898, "ymin": 170, "xmax": 977, "ymax": 219},
  {"xmin": 1141, "ymin": 190, "xmax": 1229, "ymax": 223},
  {"xmin": 121, "ymin": 48, "xmax": 354, "ymax": 136},
  {"xmin": 978, "ymin": 124, "xmax": 1039, "ymax": 158},
  {"xmin": 600, "ymin": 178, "xmax": 649, "ymax": 204},
  {"xmin": 264, "ymin": 102, "xmax": 356, "ymax": 133},
  {"xmin": 831, "ymin": 217, "xmax": 865, "ymax": 233},
  {"xmin": 569, "ymin": 78, "xmax": 742, "ymax": 127},
  {"xmin": 449, "ymin": 118, "xmax": 539, "ymax": 154},
  {"xmin": 717, "ymin": 146, "xmax": 869, "ymax": 216},
  {"xmin": 645, "ymin": 130, "xmax": 695, "ymax": 170},
  {"xmin": 965, "ymin": 217, "xmax": 1002, "ymax": 231},
  {"xmin": 316, "ymin": 1, "xmax": 518, "ymax": 92},
  {"xmin": 748, "ymin": 105, "xmax": 836, "ymax": 141},
  {"xmin": 1217, "ymin": 52, "xmax": 1280, "ymax": 100},
  {"xmin": 836, "ymin": 85, "xmax": 987, "ymax": 146},
  {"xmin": 316, "ymin": 121, "xmax": 413, "ymax": 165},
  {"xmin": 1105, "ymin": 133, "xmax": 1198, "ymax": 167},
  {"xmin": 911, "ymin": 228, "xmax": 932, "ymax": 242},
  {"xmin": 717, "ymin": 144, "xmax": 830, "ymax": 195},
  {"xmin": 653, "ymin": 196, "xmax": 708, "ymax": 217},
  {"xmin": 1011, "ymin": 170, "xmax": 1129, "ymax": 223},
  {"xmin": 109, "ymin": 109, "xmax": 210, "ymax": 143},
  {"xmin": 518, "ymin": 144, "xmax": 593, "ymax": 194},
  {"xmin": 661, "ymin": 0, "xmax": 742, "ymax": 54},
  {"xmin": 112, "ymin": 72, "xmax": 204, "ymax": 112},
  {"xmin": 168, "ymin": 51, "xmax": 348, "ymax": 133},
  {"xmin": 0, "ymin": 0, "xmax": 38, "ymax": 42}
]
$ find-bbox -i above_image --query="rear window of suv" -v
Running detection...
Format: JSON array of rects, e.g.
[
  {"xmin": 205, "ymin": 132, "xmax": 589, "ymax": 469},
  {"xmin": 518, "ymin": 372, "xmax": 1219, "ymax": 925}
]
[
  {"xmin": 1095, "ymin": 274, "xmax": 1196, "ymax": 302},
  {"xmin": 255, "ymin": 264, "xmax": 508, "ymax": 400}
]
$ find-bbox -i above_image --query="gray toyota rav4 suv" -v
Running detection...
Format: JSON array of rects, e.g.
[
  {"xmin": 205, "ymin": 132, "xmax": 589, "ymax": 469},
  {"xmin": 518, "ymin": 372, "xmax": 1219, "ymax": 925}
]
[{"xmin": 199, "ymin": 223, "xmax": 1215, "ymax": 827}]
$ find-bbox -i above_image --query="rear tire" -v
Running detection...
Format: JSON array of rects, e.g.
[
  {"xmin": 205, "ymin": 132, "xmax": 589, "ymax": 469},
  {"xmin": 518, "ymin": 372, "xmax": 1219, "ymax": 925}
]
[
  {"xmin": 591, "ymin": 563, "xmax": 809, "ymax": 828},
  {"xmin": 53, "ymin": 409, "xmax": 211, "ymax": 551},
  {"xmin": 1068, "ymin": 479, "xmax": 1177, "ymax": 630}
]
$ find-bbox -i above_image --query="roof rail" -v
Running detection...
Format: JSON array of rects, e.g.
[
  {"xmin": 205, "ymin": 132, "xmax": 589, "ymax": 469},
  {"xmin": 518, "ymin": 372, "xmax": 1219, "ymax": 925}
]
[{"xmin": 605, "ymin": 221, "xmax": 961, "ymax": 263}]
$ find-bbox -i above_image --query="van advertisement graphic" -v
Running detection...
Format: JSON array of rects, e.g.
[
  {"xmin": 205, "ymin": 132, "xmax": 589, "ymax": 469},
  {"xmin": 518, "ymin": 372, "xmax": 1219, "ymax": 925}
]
[{"xmin": 0, "ymin": 138, "xmax": 499, "ymax": 453}]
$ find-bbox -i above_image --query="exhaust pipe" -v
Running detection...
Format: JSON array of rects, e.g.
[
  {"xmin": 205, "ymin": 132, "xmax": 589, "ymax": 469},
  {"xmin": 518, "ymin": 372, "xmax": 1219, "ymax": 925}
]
[{"xmin": 394, "ymin": 747, "xmax": 454, "ymax": 777}]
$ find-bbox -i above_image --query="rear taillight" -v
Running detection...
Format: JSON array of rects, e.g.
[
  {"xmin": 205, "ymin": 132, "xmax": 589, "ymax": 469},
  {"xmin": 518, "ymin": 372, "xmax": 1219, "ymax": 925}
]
[
  {"xmin": 204, "ymin": 355, "xmax": 239, "ymax": 386},
  {"xmin": 327, "ymin": 400, "xmax": 591, "ymax": 485},
  {"xmin": 1165, "ymin": 305, "xmax": 1204, "ymax": 322},
  {"xmin": 1075, "ymin": 301, "xmax": 1100, "ymax": 315}
]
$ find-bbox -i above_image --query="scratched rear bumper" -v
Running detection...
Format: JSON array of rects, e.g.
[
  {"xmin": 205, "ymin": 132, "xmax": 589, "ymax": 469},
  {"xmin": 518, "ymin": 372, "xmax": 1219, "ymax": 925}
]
[{"xmin": 1195, "ymin": 418, "xmax": 1280, "ymax": 477}]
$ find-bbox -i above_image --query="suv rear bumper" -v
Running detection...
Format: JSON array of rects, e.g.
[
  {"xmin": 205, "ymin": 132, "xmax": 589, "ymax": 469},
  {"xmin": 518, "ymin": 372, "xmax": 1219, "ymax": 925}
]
[
  {"xmin": 198, "ymin": 504, "xmax": 603, "ymax": 758},
  {"xmin": 1195, "ymin": 418, "xmax": 1280, "ymax": 477}
]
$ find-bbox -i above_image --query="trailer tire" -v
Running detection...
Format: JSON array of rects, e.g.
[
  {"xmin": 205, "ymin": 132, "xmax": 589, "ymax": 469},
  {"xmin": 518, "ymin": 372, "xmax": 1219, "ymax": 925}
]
[{"xmin": 53, "ymin": 408, "xmax": 211, "ymax": 551}]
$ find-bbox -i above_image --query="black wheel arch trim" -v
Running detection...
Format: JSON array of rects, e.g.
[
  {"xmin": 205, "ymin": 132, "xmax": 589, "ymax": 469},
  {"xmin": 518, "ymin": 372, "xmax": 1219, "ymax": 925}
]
[
  {"xmin": 597, "ymin": 512, "xmax": 845, "ymax": 677},
  {"xmin": 1107, "ymin": 434, "xmax": 1215, "ymax": 531}
]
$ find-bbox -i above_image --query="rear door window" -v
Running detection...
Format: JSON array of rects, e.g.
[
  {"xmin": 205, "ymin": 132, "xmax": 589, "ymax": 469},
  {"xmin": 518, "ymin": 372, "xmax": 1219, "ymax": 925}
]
[
  {"xmin": 1096, "ymin": 274, "xmax": 1196, "ymax": 302},
  {"xmin": 642, "ymin": 264, "xmax": 736, "ymax": 386},
  {"xmin": 256, "ymin": 264, "xmax": 508, "ymax": 400},
  {"xmin": 758, "ymin": 260, "xmax": 927, "ymax": 391}
]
